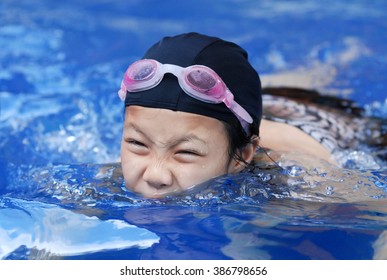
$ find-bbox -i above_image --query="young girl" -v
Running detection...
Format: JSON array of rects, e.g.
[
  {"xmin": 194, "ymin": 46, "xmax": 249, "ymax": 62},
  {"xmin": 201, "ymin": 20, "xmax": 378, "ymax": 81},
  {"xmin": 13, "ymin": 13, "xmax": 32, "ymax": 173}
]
[{"xmin": 118, "ymin": 32, "xmax": 385, "ymax": 198}]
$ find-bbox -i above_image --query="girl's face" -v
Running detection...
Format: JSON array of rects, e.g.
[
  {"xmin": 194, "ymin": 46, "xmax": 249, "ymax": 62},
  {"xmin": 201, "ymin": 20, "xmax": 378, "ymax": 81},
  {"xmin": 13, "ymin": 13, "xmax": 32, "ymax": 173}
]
[{"xmin": 121, "ymin": 106, "xmax": 245, "ymax": 198}]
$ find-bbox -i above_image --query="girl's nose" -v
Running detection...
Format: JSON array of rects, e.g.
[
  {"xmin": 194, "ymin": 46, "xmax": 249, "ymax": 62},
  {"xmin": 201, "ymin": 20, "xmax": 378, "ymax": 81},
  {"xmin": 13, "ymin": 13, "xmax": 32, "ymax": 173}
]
[{"xmin": 142, "ymin": 161, "xmax": 173, "ymax": 189}]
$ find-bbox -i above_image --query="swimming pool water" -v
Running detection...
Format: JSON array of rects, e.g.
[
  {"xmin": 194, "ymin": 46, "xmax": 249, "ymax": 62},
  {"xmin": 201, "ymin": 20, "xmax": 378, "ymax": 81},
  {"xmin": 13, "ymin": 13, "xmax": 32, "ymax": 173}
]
[{"xmin": 1, "ymin": 0, "xmax": 386, "ymax": 259}]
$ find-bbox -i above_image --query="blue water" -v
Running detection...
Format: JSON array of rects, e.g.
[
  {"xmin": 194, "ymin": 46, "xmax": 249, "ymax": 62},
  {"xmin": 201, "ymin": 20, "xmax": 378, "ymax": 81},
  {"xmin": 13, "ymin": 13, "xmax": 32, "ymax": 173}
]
[{"xmin": 1, "ymin": 0, "xmax": 386, "ymax": 259}]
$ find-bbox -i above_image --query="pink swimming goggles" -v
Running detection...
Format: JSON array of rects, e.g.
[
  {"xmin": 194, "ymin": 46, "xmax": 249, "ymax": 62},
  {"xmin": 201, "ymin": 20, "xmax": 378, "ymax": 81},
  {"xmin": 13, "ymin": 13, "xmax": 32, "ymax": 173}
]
[{"xmin": 118, "ymin": 59, "xmax": 253, "ymax": 133}]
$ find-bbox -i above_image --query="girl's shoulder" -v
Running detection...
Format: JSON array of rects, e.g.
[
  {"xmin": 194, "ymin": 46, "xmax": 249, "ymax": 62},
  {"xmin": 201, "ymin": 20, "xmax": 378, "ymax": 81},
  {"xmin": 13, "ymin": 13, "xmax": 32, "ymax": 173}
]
[{"xmin": 261, "ymin": 87, "xmax": 385, "ymax": 155}]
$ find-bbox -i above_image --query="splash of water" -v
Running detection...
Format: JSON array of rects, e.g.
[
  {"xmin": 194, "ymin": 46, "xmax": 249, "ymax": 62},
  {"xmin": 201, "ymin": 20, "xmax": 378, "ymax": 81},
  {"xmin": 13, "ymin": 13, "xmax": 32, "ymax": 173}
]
[{"xmin": 0, "ymin": 197, "xmax": 159, "ymax": 259}]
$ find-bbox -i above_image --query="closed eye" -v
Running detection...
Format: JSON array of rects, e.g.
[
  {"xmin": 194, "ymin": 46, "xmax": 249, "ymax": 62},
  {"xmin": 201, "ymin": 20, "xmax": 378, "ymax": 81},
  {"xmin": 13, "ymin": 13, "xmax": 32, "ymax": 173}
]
[
  {"xmin": 126, "ymin": 139, "xmax": 146, "ymax": 147},
  {"xmin": 124, "ymin": 139, "xmax": 149, "ymax": 154},
  {"xmin": 177, "ymin": 150, "xmax": 200, "ymax": 155},
  {"xmin": 174, "ymin": 149, "xmax": 203, "ymax": 163},
  {"xmin": 126, "ymin": 140, "xmax": 146, "ymax": 147}
]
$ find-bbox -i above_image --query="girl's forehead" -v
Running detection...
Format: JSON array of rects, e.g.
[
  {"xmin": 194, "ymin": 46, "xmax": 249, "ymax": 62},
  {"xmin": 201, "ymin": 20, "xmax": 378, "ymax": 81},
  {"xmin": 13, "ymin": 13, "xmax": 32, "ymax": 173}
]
[{"xmin": 124, "ymin": 106, "xmax": 228, "ymax": 144}]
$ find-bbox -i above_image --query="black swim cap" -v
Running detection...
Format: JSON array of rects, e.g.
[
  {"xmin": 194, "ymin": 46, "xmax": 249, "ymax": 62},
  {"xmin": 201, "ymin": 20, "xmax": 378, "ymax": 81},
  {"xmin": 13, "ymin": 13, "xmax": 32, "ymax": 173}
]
[{"xmin": 124, "ymin": 32, "xmax": 262, "ymax": 135}]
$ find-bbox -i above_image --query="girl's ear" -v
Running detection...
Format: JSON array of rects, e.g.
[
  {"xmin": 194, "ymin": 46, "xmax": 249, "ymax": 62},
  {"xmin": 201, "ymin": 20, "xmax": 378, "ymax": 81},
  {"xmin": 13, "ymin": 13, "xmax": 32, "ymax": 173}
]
[{"xmin": 229, "ymin": 136, "xmax": 260, "ymax": 173}]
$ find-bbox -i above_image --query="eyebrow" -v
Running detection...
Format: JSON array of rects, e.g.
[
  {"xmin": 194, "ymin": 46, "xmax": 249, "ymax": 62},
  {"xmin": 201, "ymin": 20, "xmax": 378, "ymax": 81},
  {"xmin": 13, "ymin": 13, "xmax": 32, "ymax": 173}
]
[{"xmin": 124, "ymin": 123, "xmax": 208, "ymax": 149}]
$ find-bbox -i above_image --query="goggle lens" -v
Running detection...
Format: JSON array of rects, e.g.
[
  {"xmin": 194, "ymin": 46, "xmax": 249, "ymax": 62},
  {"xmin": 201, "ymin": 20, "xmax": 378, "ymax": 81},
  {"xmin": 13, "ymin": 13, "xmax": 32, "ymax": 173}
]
[
  {"xmin": 186, "ymin": 69, "xmax": 216, "ymax": 91},
  {"xmin": 129, "ymin": 61, "xmax": 155, "ymax": 81}
]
